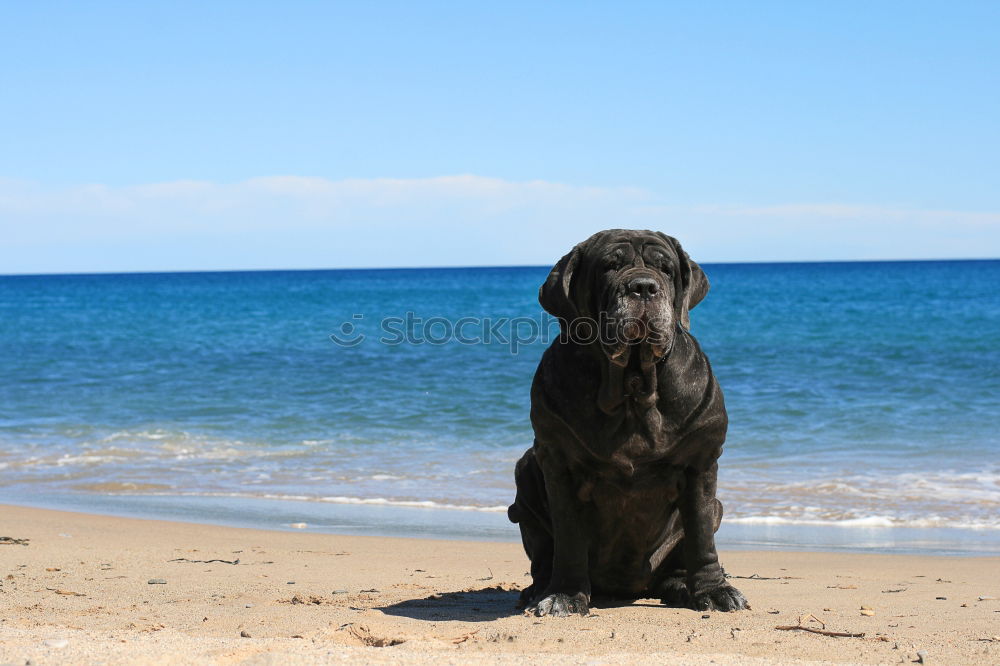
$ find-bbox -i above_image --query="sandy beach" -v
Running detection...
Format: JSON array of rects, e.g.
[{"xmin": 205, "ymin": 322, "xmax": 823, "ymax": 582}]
[{"xmin": 0, "ymin": 504, "xmax": 997, "ymax": 664}]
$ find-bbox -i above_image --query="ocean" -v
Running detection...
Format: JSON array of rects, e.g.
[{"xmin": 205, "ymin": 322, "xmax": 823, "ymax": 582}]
[{"xmin": 1, "ymin": 261, "xmax": 998, "ymax": 554}]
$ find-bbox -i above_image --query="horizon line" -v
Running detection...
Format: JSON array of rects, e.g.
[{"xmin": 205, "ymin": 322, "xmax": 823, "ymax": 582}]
[{"xmin": 2, "ymin": 256, "xmax": 998, "ymax": 279}]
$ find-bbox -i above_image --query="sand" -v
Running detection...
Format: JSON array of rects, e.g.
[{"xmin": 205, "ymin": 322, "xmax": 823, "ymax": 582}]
[{"xmin": 1, "ymin": 504, "xmax": 998, "ymax": 665}]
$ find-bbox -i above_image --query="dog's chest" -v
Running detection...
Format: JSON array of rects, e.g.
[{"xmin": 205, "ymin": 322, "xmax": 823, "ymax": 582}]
[
  {"xmin": 575, "ymin": 449, "xmax": 684, "ymax": 511},
  {"xmin": 590, "ymin": 404, "xmax": 681, "ymax": 474}
]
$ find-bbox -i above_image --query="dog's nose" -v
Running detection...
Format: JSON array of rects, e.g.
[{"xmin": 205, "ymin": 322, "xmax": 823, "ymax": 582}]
[{"xmin": 627, "ymin": 276, "xmax": 659, "ymax": 300}]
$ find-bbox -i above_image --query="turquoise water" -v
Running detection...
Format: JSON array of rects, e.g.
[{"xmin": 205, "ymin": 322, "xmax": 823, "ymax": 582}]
[{"xmin": 1, "ymin": 261, "xmax": 998, "ymax": 552}]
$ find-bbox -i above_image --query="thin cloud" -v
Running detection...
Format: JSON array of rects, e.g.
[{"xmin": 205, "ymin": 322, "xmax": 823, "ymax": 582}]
[
  {"xmin": 690, "ymin": 203, "xmax": 1000, "ymax": 227},
  {"xmin": 0, "ymin": 176, "xmax": 997, "ymax": 274}
]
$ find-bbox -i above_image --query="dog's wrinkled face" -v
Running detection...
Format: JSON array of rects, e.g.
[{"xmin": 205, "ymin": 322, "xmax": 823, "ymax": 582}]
[
  {"xmin": 539, "ymin": 229, "xmax": 708, "ymax": 368},
  {"xmin": 583, "ymin": 232, "xmax": 677, "ymax": 365}
]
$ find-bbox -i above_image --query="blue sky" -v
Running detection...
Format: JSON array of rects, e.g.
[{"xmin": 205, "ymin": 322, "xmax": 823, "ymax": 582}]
[{"xmin": 2, "ymin": 1, "xmax": 998, "ymax": 273}]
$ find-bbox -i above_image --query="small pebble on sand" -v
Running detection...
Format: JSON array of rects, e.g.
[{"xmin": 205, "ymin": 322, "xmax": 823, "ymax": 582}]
[
  {"xmin": 147, "ymin": 579, "xmax": 167, "ymax": 585},
  {"xmin": 43, "ymin": 639, "xmax": 69, "ymax": 649}
]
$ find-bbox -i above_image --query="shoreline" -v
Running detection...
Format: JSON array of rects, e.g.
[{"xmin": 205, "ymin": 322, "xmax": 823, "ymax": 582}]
[
  {"xmin": 3, "ymin": 493, "xmax": 999, "ymax": 557},
  {"xmin": 2, "ymin": 504, "xmax": 999, "ymax": 664}
]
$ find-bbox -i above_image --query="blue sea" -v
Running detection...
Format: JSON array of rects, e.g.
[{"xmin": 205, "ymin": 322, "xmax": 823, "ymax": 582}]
[{"xmin": 1, "ymin": 261, "xmax": 998, "ymax": 554}]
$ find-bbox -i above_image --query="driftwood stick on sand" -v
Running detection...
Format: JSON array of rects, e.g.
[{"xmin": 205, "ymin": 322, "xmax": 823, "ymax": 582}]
[
  {"xmin": 776, "ymin": 625, "xmax": 865, "ymax": 638},
  {"xmin": 774, "ymin": 612, "xmax": 864, "ymax": 638},
  {"xmin": 168, "ymin": 557, "xmax": 240, "ymax": 565}
]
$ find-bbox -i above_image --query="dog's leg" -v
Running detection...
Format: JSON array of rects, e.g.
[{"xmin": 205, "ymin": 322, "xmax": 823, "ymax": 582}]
[
  {"xmin": 508, "ymin": 449, "xmax": 554, "ymax": 608},
  {"xmin": 525, "ymin": 449, "xmax": 591, "ymax": 617},
  {"xmin": 518, "ymin": 533, "xmax": 553, "ymax": 609},
  {"xmin": 649, "ymin": 500, "xmax": 724, "ymax": 607},
  {"xmin": 678, "ymin": 462, "xmax": 748, "ymax": 612}
]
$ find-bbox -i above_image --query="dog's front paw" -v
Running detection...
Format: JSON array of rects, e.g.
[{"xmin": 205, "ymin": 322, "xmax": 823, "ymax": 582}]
[
  {"xmin": 527, "ymin": 592, "xmax": 589, "ymax": 617},
  {"xmin": 691, "ymin": 583, "xmax": 749, "ymax": 612}
]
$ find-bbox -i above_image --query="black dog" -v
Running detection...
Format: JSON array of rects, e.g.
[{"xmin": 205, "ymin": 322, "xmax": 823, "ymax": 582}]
[{"xmin": 508, "ymin": 229, "xmax": 747, "ymax": 617}]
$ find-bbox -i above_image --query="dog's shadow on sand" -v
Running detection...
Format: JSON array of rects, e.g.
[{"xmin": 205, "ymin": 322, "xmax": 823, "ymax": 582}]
[
  {"xmin": 378, "ymin": 587, "xmax": 661, "ymax": 622},
  {"xmin": 378, "ymin": 586, "xmax": 521, "ymax": 622}
]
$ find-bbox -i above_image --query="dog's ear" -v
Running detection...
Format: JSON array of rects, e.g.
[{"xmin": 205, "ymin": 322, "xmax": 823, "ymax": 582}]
[
  {"xmin": 657, "ymin": 233, "xmax": 709, "ymax": 330},
  {"xmin": 538, "ymin": 244, "xmax": 582, "ymax": 322}
]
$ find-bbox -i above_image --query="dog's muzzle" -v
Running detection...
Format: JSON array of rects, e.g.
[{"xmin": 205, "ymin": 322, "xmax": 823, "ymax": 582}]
[{"xmin": 602, "ymin": 270, "xmax": 673, "ymax": 366}]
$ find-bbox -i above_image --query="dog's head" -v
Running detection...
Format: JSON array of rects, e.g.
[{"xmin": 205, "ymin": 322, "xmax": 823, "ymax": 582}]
[{"xmin": 540, "ymin": 229, "xmax": 708, "ymax": 365}]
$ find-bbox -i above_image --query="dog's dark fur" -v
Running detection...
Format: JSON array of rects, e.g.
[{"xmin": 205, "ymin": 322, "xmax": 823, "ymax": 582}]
[{"xmin": 508, "ymin": 229, "xmax": 748, "ymax": 617}]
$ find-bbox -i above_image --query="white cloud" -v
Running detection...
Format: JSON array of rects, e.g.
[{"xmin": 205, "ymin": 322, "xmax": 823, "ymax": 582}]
[{"xmin": 0, "ymin": 175, "xmax": 997, "ymax": 273}]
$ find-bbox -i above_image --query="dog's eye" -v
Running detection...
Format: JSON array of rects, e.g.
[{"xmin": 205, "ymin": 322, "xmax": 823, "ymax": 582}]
[
  {"xmin": 648, "ymin": 251, "xmax": 672, "ymax": 274},
  {"xmin": 604, "ymin": 251, "xmax": 626, "ymax": 269}
]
